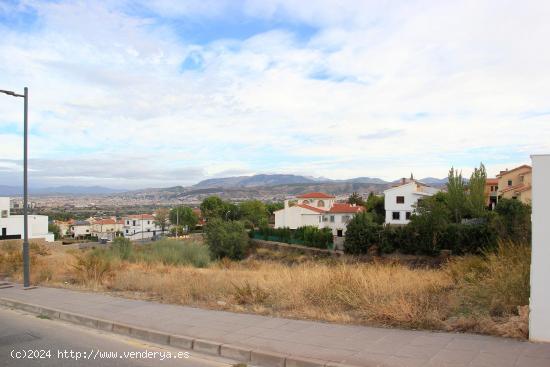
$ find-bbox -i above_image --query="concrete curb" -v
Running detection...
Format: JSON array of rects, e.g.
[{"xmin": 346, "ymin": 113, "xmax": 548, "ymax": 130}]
[{"xmin": 0, "ymin": 297, "xmax": 359, "ymax": 367}]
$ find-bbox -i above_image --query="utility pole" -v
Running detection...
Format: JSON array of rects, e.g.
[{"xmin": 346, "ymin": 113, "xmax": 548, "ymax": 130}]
[
  {"xmin": 0, "ymin": 87, "xmax": 29, "ymax": 287},
  {"xmin": 22, "ymin": 87, "xmax": 29, "ymax": 287}
]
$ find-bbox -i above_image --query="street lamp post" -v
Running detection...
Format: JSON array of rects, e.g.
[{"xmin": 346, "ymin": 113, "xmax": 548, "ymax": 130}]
[{"xmin": 0, "ymin": 87, "xmax": 30, "ymax": 288}]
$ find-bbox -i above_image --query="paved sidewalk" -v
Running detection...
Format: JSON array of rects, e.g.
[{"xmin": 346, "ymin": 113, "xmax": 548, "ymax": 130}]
[{"xmin": 1, "ymin": 285, "xmax": 549, "ymax": 367}]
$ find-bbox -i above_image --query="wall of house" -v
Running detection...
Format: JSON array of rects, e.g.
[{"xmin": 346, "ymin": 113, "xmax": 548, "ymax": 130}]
[
  {"xmin": 274, "ymin": 206, "xmax": 308, "ymax": 229},
  {"xmin": 320, "ymin": 213, "xmax": 351, "ymax": 236},
  {"xmin": 530, "ymin": 155, "xmax": 550, "ymax": 342},
  {"xmin": 0, "ymin": 215, "xmax": 53, "ymax": 242},
  {"xmin": 122, "ymin": 218, "xmax": 161, "ymax": 237},
  {"xmin": 72, "ymin": 225, "xmax": 91, "ymax": 238},
  {"xmin": 384, "ymin": 183, "xmax": 419, "ymax": 224},
  {"xmin": 384, "ymin": 183, "xmax": 439, "ymax": 225},
  {"xmin": 297, "ymin": 198, "xmax": 334, "ymax": 208}
]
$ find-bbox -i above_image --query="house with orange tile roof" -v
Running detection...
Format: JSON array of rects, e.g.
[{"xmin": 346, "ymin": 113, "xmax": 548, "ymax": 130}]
[
  {"xmin": 496, "ymin": 165, "xmax": 532, "ymax": 204},
  {"xmin": 274, "ymin": 192, "xmax": 364, "ymax": 244}
]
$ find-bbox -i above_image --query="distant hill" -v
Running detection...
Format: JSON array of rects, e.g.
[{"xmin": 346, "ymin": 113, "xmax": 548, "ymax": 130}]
[
  {"xmin": 194, "ymin": 174, "xmax": 318, "ymax": 188},
  {"xmin": 194, "ymin": 174, "xmax": 388, "ymax": 189},
  {"xmin": 0, "ymin": 185, "xmax": 125, "ymax": 196},
  {"xmin": 418, "ymin": 177, "xmax": 449, "ymax": 186}
]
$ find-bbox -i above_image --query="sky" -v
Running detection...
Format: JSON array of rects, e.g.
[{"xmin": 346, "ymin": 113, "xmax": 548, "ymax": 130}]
[{"xmin": 0, "ymin": 0, "xmax": 549, "ymax": 189}]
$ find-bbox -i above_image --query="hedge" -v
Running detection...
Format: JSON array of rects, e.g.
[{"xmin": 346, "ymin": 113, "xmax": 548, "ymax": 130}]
[
  {"xmin": 345, "ymin": 222, "xmax": 498, "ymax": 256},
  {"xmin": 253, "ymin": 226, "xmax": 333, "ymax": 249}
]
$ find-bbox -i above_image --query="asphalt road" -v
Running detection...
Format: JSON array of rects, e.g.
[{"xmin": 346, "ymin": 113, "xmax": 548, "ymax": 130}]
[{"xmin": 0, "ymin": 307, "xmax": 233, "ymax": 367}]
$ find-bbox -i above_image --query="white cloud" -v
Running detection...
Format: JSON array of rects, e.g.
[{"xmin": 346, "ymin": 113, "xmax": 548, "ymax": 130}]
[{"xmin": 0, "ymin": 0, "xmax": 548, "ymax": 188}]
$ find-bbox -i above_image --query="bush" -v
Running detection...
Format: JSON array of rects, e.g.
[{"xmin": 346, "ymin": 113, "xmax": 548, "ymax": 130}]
[
  {"xmin": 71, "ymin": 248, "xmax": 114, "ymax": 284},
  {"xmin": 446, "ymin": 241, "xmax": 530, "ymax": 317},
  {"xmin": 439, "ymin": 223, "xmax": 498, "ymax": 255},
  {"xmin": 205, "ymin": 219, "xmax": 250, "ymax": 260},
  {"xmin": 111, "ymin": 237, "xmax": 132, "ymax": 260},
  {"xmin": 493, "ymin": 199, "xmax": 531, "ymax": 243},
  {"xmin": 135, "ymin": 239, "xmax": 210, "ymax": 268},
  {"xmin": 254, "ymin": 225, "xmax": 332, "ymax": 248},
  {"xmin": 344, "ymin": 211, "xmax": 381, "ymax": 254}
]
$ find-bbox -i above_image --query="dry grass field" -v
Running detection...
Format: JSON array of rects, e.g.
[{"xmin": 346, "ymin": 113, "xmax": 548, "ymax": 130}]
[{"xmin": 0, "ymin": 239, "xmax": 530, "ymax": 339}]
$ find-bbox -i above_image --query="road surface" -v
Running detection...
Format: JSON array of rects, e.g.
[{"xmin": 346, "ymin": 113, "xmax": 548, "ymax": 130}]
[{"xmin": 0, "ymin": 307, "xmax": 233, "ymax": 367}]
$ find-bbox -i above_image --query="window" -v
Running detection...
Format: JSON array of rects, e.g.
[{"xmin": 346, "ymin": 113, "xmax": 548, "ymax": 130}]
[
  {"xmin": 126, "ymin": 220, "xmax": 130, "ymax": 225},
  {"xmin": 508, "ymin": 180, "xmax": 513, "ymax": 186},
  {"xmin": 133, "ymin": 220, "xmax": 136, "ymax": 226},
  {"xmin": 337, "ymin": 229, "xmax": 343, "ymax": 237},
  {"xmin": 330, "ymin": 215, "xmax": 335, "ymax": 222},
  {"xmin": 519, "ymin": 175, "xmax": 524, "ymax": 182},
  {"xmin": 147, "ymin": 221, "xmax": 150, "ymax": 225},
  {"xmin": 406, "ymin": 212, "xmax": 411, "ymax": 220},
  {"xmin": 1, "ymin": 210, "xmax": 7, "ymax": 218},
  {"xmin": 322, "ymin": 216, "xmax": 328, "ymax": 222},
  {"xmin": 302, "ymin": 199, "xmax": 309, "ymax": 205},
  {"xmin": 342, "ymin": 215, "xmax": 350, "ymax": 223},
  {"xmin": 396, "ymin": 196, "xmax": 405, "ymax": 204},
  {"xmin": 392, "ymin": 212, "xmax": 400, "ymax": 220},
  {"xmin": 317, "ymin": 200, "xmax": 325, "ymax": 207},
  {"xmin": 319, "ymin": 217, "xmax": 322, "ymax": 223}
]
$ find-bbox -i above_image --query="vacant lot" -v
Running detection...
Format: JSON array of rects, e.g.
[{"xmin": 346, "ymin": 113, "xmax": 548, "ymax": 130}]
[{"xmin": 0, "ymin": 239, "xmax": 530, "ymax": 339}]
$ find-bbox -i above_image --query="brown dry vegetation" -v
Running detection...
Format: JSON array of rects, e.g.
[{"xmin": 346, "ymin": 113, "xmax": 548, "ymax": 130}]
[{"xmin": 0, "ymin": 239, "xmax": 530, "ymax": 339}]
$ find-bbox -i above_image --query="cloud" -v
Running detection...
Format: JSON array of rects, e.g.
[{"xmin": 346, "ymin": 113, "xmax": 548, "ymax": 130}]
[{"xmin": 0, "ymin": 0, "xmax": 548, "ymax": 189}]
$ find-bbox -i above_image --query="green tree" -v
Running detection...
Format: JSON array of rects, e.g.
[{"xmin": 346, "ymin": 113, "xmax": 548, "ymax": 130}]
[
  {"xmin": 200, "ymin": 196, "xmax": 229, "ymax": 221},
  {"xmin": 154, "ymin": 208, "xmax": 170, "ymax": 234},
  {"xmin": 344, "ymin": 211, "xmax": 380, "ymax": 254},
  {"xmin": 170, "ymin": 206, "xmax": 199, "ymax": 233},
  {"xmin": 447, "ymin": 167, "xmax": 467, "ymax": 223},
  {"xmin": 347, "ymin": 192, "xmax": 365, "ymax": 206},
  {"xmin": 48, "ymin": 223, "xmax": 62, "ymax": 240},
  {"xmin": 238, "ymin": 200, "xmax": 268, "ymax": 228},
  {"xmin": 205, "ymin": 218, "xmax": 250, "ymax": 260},
  {"xmin": 366, "ymin": 192, "xmax": 385, "ymax": 224},
  {"xmin": 410, "ymin": 192, "xmax": 451, "ymax": 255},
  {"xmin": 266, "ymin": 202, "xmax": 284, "ymax": 215},
  {"xmin": 468, "ymin": 163, "xmax": 487, "ymax": 218}
]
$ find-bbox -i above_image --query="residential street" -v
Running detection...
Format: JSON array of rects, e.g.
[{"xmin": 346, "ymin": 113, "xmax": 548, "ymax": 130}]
[{"xmin": 0, "ymin": 307, "xmax": 231, "ymax": 367}]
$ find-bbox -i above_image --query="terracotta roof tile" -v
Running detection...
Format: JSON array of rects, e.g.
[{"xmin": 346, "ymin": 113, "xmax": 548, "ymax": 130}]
[
  {"xmin": 296, "ymin": 203, "xmax": 326, "ymax": 213},
  {"xmin": 327, "ymin": 203, "xmax": 365, "ymax": 214}
]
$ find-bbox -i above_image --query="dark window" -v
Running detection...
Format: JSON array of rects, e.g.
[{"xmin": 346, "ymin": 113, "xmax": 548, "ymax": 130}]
[
  {"xmin": 337, "ymin": 229, "xmax": 343, "ymax": 237},
  {"xmin": 392, "ymin": 212, "xmax": 400, "ymax": 220},
  {"xmin": 406, "ymin": 212, "xmax": 411, "ymax": 220},
  {"xmin": 508, "ymin": 180, "xmax": 513, "ymax": 186},
  {"xmin": 330, "ymin": 215, "xmax": 335, "ymax": 222},
  {"xmin": 396, "ymin": 196, "xmax": 405, "ymax": 204}
]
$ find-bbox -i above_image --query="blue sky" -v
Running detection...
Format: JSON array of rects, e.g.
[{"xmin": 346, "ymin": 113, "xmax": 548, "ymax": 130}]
[{"xmin": 0, "ymin": 0, "xmax": 549, "ymax": 189}]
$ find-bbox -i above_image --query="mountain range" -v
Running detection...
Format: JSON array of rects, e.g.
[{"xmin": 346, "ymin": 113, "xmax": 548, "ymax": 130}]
[{"xmin": 0, "ymin": 174, "xmax": 450, "ymax": 197}]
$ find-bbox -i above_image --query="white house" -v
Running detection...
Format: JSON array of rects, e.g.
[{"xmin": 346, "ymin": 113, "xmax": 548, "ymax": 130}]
[
  {"xmin": 274, "ymin": 192, "xmax": 364, "ymax": 239},
  {"xmin": 0, "ymin": 197, "xmax": 54, "ymax": 242},
  {"xmin": 70, "ymin": 221, "xmax": 92, "ymax": 238},
  {"xmin": 384, "ymin": 179, "xmax": 441, "ymax": 225},
  {"xmin": 122, "ymin": 214, "xmax": 162, "ymax": 240}
]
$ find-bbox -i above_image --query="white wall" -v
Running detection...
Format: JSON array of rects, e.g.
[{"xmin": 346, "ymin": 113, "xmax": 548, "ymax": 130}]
[
  {"xmin": 530, "ymin": 154, "xmax": 550, "ymax": 342},
  {"xmin": 384, "ymin": 182, "xmax": 439, "ymax": 224},
  {"xmin": 0, "ymin": 215, "xmax": 53, "ymax": 242}
]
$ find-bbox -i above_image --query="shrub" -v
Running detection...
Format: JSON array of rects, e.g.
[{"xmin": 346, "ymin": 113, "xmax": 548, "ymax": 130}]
[
  {"xmin": 446, "ymin": 241, "xmax": 530, "ymax": 317},
  {"xmin": 344, "ymin": 211, "xmax": 381, "ymax": 254},
  {"xmin": 135, "ymin": 239, "xmax": 210, "ymax": 268},
  {"xmin": 111, "ymin": 237, "xmax": 132, "ymax": 260},
  {"xmin": 71, "ymin": 248, "xmax": 114, "ymax": 285},
  {"xmin": 493, "ymin": 199, "xmax": 531, "ymax": 243},
  {"xmin": 439, "ymin": 223, "xmax": 498, "ymax": 255},
  {"xmin": 294, "ymin": 226, "xmax": 333, "ymax": 249},
  {"xmin": 205, "ymin": 219, "xmax": 250, "ymax": 260}
]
